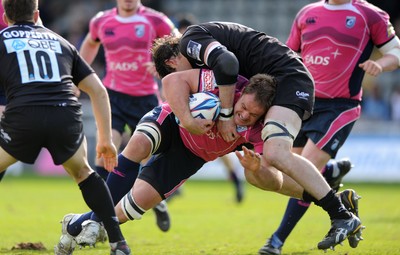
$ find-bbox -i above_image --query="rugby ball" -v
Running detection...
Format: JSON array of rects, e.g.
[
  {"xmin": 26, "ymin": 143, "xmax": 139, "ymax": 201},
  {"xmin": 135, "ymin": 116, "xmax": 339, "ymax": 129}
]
[{"xmin": 176, "ymin": 91, "xmax": 221, "ymax": 124}]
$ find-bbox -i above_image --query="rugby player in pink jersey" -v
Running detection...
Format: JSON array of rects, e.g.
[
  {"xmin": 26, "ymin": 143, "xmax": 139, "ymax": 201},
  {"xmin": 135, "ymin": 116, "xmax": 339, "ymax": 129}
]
[
  {"xmin": 258, "ymin": 0, "xmax": 400, "ymax": 254},
  {"xmin": 71, "ymin": 0, "xmax": 178, "ymax": 236},
  {"xmin": 54, "ymin": 68, "xmax": 276, "ymax": 251}
]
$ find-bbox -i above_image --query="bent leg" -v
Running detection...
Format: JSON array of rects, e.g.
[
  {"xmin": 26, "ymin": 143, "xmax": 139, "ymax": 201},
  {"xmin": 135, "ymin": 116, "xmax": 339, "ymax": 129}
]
[{"xmin": 116, "ymin": 179, "xmax": 162, "ymax": 224}]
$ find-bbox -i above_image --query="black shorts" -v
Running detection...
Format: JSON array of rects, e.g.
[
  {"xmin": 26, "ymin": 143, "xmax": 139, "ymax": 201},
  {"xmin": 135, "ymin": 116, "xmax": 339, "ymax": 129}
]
[
  {"xmin": 294, "ymin": 98, "xmax": 361, "ymax": 158},
  {"xmin": 107, "ymin": 89, "xmax": 159, "ymax": 135},
  {"xmin": 137, "ymin": 110, "xmax": 206, "ymax": 199},
  {"xmin": 273, "ymin": 67, "xmax": 315, "ymax": 120},
  {"xmin": 0, "ymin": 106, "xmax": 84, "ymax": 164}
]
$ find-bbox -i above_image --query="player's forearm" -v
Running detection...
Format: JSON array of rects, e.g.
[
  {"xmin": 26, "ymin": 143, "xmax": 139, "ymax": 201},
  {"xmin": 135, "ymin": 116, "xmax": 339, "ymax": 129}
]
[
  {"xmin": 218, "ymin": 84, "xmax": 236, "ymax": 117},
  {"xmin": 162, "ymin": 73, "xmax": 193, "ymax": 125},
  {"xmin": 378, "ymin": 54, "xmax": 399, "ymax": 72}
]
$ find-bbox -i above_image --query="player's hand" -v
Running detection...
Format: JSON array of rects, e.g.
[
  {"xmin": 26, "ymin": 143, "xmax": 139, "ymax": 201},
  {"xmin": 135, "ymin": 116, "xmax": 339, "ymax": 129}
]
[
  {"xmin": 217, "ymin": 118, "xmax": 239, "ymax": 142},
  {"xmin": 359, "ymin": 60, "xmax": 383, "ymax": 77},
  {"xmin": 235, "ymin": 146, "xmax": 261, "ymax": 172},
  {"xmin": 180, "ymin": 117, "xmax": 214, "ymax": 135},
  {"xmin": 96, "ymin": 140, "xmax": 118, "ymax": 172}
]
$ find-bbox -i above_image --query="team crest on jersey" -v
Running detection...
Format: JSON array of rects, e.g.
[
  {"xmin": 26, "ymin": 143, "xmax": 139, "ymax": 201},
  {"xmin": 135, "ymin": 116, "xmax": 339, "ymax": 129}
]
[
  {"xmin": 236, "ymin": 125, "xmax": 248, "ymax": 133},
  {"xmin": 135, "ymin": 25, "xmax": 145, "ymax": 38},
  {"xmin": 346, "ymin": 16, "xmax": 356, "ymax": 28},
  {"xmin": 187, "ymin": 40, "xmax": 202, "ymax": 61}
]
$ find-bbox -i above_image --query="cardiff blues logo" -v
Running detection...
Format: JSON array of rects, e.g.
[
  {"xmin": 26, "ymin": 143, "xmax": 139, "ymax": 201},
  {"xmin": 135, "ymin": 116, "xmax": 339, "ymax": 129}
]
[
  {"xmin": 346, "ymin": 16, "xmax": 356, "ymax": 29},
  {"xmin": 135, "ymin": 25, "xmax": 145, "ymax": 38},
  {"xmin": 236, "ymin": 125, "xmax": 248, "ymax": 132}
]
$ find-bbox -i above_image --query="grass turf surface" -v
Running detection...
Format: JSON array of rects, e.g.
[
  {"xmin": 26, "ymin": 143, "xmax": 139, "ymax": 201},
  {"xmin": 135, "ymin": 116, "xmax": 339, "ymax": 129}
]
[{"xmin": 0, "ymin": 175, "xmax": 399, "ymax": 254}]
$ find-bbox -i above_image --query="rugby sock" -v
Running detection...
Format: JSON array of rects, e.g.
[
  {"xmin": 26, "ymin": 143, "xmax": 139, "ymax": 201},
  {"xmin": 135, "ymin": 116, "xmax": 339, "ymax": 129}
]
[
  {"xmin": 91, "ymin": 154, "xmax": 140, "ymax": 222},
  {"xmin": 79, "ymin": 172, "xmax": 123, "ymax": 243},
  {"xmin": 274, "ymin": 198, "xmax": 310, "ymax": 244},
  {"xmin": 0, "ymin": 170, "xmax": 5, "ymax": 182},
  {"xmin": 315, "ymin": 189, "xmax": 351, "ymax": 220},
  {"xmin": 106, "ymin": 154, "xmax": 140, "ymax": 204},
  {"xmin": 229, "ymin": 170, "xmax": 240, "ymax": 188},
  {"xmin": 95, "ymin": 166, "xmax": 109, "ymax": 181},
  {"xmin": 66, "ymin": 212, "xmax": 92, "ymax": 236}
]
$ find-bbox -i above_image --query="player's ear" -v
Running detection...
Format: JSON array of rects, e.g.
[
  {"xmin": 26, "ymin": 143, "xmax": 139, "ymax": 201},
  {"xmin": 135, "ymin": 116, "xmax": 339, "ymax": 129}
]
[
  {"xmin": 165, "ymin": 56, "xmax": 178, "ymax": 68},
  {"xmin": 33, "ymin": 10, "xmax": 40, "ymax": 24},
  {"xmin": 3, "ymin": 12, "xmax": 9, "ymax": 25}
]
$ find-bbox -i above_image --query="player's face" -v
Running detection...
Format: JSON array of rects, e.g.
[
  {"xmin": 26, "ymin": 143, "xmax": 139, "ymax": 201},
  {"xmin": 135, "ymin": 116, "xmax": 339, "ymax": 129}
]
[
  {"xmin": 117, "ymin": 0, "xmax": 140, "ymax": 13},
  {"xmin": 233, "ymin": 93, "xmax": 265, "ymax": 126}
]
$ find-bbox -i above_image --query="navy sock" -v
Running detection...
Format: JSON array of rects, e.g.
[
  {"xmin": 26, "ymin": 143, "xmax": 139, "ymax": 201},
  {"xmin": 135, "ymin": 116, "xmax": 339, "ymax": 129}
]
[
  {"xmin": 106, "ymin": 154, "xmax": 140, "ymax": 204},
  {"xmin": 91, "ymin": 154, "xmax": 140, "ymax": 222},
  {"xmin": 79, "ymin": 172, "xmax": 123, "ymax": 243},
  {"xmin": 95, "ymin": 166, "xmax": 109, "ymax": 181},
  {"xmin": 66, "ymin": 212, "xmax": 93, "ymax": 236},
  {"xmin": 229, "ymin": 170, "xmax": 240, "ymax": 187},
  {"xmin": 274, "ymin": 198, "xmax": 310, "ymax": 244}
]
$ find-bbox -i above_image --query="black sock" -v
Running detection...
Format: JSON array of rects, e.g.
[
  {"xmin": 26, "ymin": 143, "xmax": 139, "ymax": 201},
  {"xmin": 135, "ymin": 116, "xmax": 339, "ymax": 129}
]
[
  {"xmin": 315, "ymin": 190, "xmax": 351, "ymax": 220},
  {"xmin": 79, "ymin": 172, "xmax": 124, "ymax": 243},
  {"xmin": 0, "ymin": 170, "xmax": 5, "ymax": 182},
  {"xmin": 302, "ymin": 190, "xmax": 318, "ymax": 203}
]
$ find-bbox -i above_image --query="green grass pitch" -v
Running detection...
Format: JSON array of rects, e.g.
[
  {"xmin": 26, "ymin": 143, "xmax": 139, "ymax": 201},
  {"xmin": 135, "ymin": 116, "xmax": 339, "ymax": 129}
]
[{"xmin": 0, "ymin": 175, "xmax": 399, "ymax": 254}]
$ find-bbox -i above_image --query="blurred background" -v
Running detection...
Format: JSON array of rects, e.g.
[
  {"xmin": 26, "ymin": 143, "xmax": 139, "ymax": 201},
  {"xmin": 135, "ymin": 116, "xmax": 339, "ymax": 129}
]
[{"xmin": 6, "ymin": 0, "xmax": 400, "ymax": 182}]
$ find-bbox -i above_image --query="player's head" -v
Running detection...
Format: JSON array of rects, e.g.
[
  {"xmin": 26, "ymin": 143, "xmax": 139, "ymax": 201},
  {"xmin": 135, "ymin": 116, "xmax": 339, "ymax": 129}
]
[
  {"xmin": 117, "ymin": 0, "xmax": 141, "ymax": 14},
  {"xmin": 176, "ymin": 13, "xmax": 198, "ymax": 34},
  {"xmin": 2, "ymin": 0, "xmax": 39, "ymax": 24},
  {"xmin": 233, "ymin": 74, "xmax": 276, "ymax": 126},
  {"xmin": 152, "ymin": 35, "xmax": 192, "ymax": 79}
]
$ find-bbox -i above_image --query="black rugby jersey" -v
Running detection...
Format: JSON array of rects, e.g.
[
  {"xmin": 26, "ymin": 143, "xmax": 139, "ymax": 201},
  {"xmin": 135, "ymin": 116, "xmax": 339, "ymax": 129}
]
[
  {"xmin": 179, "ymin": 21, "xmax": 310, "ymax": 82},
  {"xmin": 0, "ymin": 22, "xmax": 93, "ymax": 110}
]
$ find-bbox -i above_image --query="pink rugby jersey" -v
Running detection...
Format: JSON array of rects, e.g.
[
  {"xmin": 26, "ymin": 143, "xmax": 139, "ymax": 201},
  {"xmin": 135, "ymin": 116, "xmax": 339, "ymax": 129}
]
[
  {"xmin": 0, "ymin": 5, "xmax": 7, "ymax": 30},
  {"xmin": 89, "ymin": 6, "xmax": 175, "ymax": 96},
  {"xmin": 170, "ymin": 69, "xmax": 263, "ymax": 162},
  {"xmin": 286, "ymin": 0, "xmax": 395, "ymax": 100}
]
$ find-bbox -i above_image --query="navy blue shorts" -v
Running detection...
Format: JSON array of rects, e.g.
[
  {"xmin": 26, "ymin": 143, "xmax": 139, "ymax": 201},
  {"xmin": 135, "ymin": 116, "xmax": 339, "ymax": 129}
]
[
  {"xmin": 0, "ymin": 106, "xmax": 84, "ymax": 164},
  {"xmin": 294, "ymin": 98, "xmax": 361, "ymax": 158},
  {"xmin": 107, "ymin": 89, "xmax": 159, "ymax": 135},
  {"xmin": 136, "ymin": 106, "xmax": 206, "ymax": 199}
]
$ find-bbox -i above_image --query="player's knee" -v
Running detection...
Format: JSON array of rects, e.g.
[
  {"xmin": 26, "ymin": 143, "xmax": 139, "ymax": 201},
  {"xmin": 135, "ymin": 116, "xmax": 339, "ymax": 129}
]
[
  {"xmin": 262, "ymin": 119, "xmax": 298, "ymax": 165},
  {"xmin": 133, "ymin": 122, "xmax": 161, "ymax": 156},
  {"xmin": 120, "ymin": 192, "xmax": 146, "ymax": 221}
]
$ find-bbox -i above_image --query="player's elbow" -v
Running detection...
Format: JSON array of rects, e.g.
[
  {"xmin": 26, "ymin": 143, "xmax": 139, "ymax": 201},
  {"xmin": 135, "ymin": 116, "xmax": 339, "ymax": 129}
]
[{"xmin": 208, "ymin": 47, "xmax": 239, "ymax": 85}]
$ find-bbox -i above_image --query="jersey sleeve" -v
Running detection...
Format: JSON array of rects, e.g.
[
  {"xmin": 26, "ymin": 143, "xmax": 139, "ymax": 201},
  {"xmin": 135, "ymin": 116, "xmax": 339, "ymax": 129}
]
[
  {"xmin": 71, "ymin": 48, "xmax": 95, "ymax": 85},
  {"xmin": 155, "ymin": 14, "xmax": 177, "ymax": 37},
  {"xmin": 88, "ymin": 11, "xmax": 104, "ymax": 42},
  {"xmin": 286, "ymin": 9, "xmax": 304, "ymax": 52},
  {"xmin": 367, "ymin": 7, "xmax": 396, "ymax": 47}
]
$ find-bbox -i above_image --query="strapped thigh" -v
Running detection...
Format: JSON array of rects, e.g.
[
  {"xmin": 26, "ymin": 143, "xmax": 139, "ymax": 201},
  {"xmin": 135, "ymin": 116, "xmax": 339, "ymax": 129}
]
[{"xmin": 262, "ymin": 119, "xmax": 299, "ymax": 144}]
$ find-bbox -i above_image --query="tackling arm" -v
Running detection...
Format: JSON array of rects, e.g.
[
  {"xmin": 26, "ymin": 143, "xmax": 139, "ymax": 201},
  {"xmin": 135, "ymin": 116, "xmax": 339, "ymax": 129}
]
[{"xmin": 162, "ymin": 69, "xmax": 213, "ymax": 134}]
